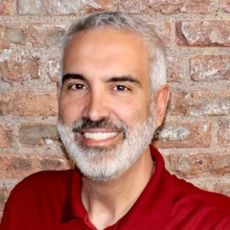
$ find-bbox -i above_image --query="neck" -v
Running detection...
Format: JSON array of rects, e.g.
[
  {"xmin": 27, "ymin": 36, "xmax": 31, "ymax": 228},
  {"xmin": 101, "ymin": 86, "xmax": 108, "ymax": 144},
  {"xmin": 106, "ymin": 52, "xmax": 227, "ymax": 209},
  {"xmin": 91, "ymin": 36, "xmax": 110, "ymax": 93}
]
[{"xmin": 81, "ymin": 147, "xmax": 154, "ymax": 229}]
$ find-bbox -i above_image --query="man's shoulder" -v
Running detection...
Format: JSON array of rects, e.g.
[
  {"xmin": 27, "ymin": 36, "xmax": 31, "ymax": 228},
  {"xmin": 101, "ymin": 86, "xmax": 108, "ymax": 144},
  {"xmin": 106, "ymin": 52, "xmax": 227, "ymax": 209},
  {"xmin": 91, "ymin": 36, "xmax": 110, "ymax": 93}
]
[
  {"xmin": 7, "ymin": 169, "xmax": 79, "ymax": 203},
  {"xmin": 171, "ymin": 174, "xmax": 230, "ymax": 210},
  {"xmin": 1, "ymin": 170, "xmax": 82, "ymax": 228},
  {"xmin": 15, "ymin": 169, "xmax": 74, "ymax": 186},
  {"xmin": 169, "ymin": 174, "xmax": 230, "ymax": 225}
]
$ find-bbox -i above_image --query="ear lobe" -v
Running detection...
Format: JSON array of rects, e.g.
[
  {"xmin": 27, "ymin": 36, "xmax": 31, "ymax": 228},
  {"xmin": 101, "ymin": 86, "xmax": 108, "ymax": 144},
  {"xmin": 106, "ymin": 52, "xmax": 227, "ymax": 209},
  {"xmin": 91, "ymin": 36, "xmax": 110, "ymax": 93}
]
[{"xmin": 155, "ymin": 85, "xmax": 170, "ymax": 128}]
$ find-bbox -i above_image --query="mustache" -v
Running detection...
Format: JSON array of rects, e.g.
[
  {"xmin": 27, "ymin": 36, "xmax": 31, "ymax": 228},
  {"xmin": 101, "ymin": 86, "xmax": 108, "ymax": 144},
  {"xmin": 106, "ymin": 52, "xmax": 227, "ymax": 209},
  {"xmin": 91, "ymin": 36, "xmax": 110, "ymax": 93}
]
[{"xmin": 71, "ymin": 118, "xmax": 124, "ymax": 132}]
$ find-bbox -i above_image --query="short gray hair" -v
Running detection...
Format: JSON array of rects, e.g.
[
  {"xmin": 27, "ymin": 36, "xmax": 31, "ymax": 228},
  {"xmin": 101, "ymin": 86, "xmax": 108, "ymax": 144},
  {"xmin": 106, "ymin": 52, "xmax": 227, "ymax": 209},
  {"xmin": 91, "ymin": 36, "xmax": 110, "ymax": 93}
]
[{"xmin": 62, "ymin": 11, "xmax": 167, "ymax": 92}]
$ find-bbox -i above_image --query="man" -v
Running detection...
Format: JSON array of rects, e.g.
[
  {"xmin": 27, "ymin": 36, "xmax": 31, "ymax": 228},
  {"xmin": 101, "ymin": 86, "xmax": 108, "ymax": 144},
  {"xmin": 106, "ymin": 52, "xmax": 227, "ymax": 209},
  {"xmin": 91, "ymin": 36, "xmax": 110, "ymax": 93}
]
[{"xmin": 1, "ymin": 11, "xmax": 230, "ymax": 230}]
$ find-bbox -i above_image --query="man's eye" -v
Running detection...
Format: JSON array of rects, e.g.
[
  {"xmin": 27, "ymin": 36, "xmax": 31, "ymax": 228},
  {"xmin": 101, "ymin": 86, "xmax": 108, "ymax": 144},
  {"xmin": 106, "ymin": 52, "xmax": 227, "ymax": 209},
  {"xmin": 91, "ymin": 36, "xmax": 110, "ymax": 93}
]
[
  {"xmin": 69, "ymin": 83, "xmax": 87, "ymax": 90},
  {"xmin": 114, "ymin": 85, "xmax": 129, "ymax": 91}
]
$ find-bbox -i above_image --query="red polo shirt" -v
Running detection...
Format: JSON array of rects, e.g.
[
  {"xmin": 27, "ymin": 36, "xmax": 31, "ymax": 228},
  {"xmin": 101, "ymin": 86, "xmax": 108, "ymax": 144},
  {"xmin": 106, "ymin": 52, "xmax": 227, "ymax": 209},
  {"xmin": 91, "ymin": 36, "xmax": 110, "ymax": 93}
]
[{"xmin": 1, "ymin": 146, "xmax": 230, "ymax": 229}]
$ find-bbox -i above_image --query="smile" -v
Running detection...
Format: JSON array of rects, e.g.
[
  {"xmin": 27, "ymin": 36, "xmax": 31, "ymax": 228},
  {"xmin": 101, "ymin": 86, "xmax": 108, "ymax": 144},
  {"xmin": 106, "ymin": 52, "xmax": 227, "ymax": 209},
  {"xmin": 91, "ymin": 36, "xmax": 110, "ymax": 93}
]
[
  {"xmin": 76, "ymin": 129, "xmax": 123, "ymax": 147},
  {"xmin": 83, "ymin": 132, "xmax": 119, "ymax": 141}
]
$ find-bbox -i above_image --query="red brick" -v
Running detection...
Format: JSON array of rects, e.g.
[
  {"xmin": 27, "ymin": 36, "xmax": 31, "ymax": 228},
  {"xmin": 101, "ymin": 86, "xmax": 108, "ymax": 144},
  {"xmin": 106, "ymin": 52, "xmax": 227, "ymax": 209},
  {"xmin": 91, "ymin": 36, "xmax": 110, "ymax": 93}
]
[
  {"xmin": 0, "ymin": 186, "xmax": 12, "ymax": 212},
  {"xmin": 180, "ymin": 0, "xmax": 218, "ymax": 14},
  {"xmin": 0, "ymin": 125, "xmax": 12, "ymax": 148},
  {"xmin": 0, "ymin": 55, "xmax": 39, "ymax": 82},
  {"xmin": 190, "ymin": 55, "xmax": 230, "ymax": 82},
  {"xmin": 187, "ymin": 178, "xmax": 215, "ymax": 193},
  {"xmin": 177, "ymin": 21, "xmax": 230, "ymax": 47},
  {"xmin": 80, "ymin": 1, "xmax": 119, "ymax": 15},
  {"xmin": 84, "ymin": 0, "xmax": 118, "ymax": 9},
  {"xmin": 155, "ymin": 121, "xmax": 211, "ymax": 148},
  {"xmin": 48, "ymin": 59, "xmax": 61, "ymax": 82},
  {"xmin": 168, "ymin": 152, "xmax": 230, "ymax": 179},
  {"xmin": 0, "ymin": 154, "xmax": 69, "ymax": 179},
  {"xmin": 187, "ymin": 178, "xmax": 230, "ymax": 197},
  {"xmin": 219, "ymin": 0, "xmax": 230, "ymax": 13},
  {"xmin": 0, "ymin": 0, "xmax": 16, "ymax": 15},
  {"xmin": 18, "ymin": 0, "xmax": 81, "ymax": 15},
  {"xmin": 18, "ymin": 0, "xmax": 116, "ymax": 15},
  {"xmin": 170, "ymin": 90, "xmax": 230, "ymax": 116},
  {"xmin": 48, "ymin": 0, "xmax": 81, "ymax": 15},
  {"xmin": 0, "ymin": 24, "xmax": 65, "ymax": 48},
  {"xmin": 27, "ymin": 24, "xmax": 65, "ymax": 47},
  {"xmin": 213, "ymin": 182, "xmax": 230, "ymax": 197},
  {"xmin": 40, "ymin": 158, "xmax": 65, "ymax": 170},
  {"xmin": 170, "ymin": 90, "xmax": 187, "ymax": 115},
  {"xmin": 5, "ymin": 26, "xmax": 26, "ymax": 44},
  {"xmin": 119, "ymin": 0, "xmax": 151, "ymax": 13},
  {"xmin": 218, "ymin": 118, "xmax": 230, "ymax": 147},
  {"xmin": 19, "ymin": 124, "xmax": 58, "ymax": 146},
  {"xmin": 17, "ymin": 0, "xmax": 46, "ymax": 15},
  {"xmin": 167, "ymin": 55, "xmax": 184, "ymax": 82},
  {"xmin": 150, "ymin": 20, "xmax": 172, "ymax": 47},
  {"xmin": 150, "ymin": 0, "xmax": 218, "ymax": 14},
  {"xmin": 0, "ymin": 25, "xmax": 10, "ymax": 49},
  {"xmin": 149, "ymin": 1, "xmax": 183, "ymax": 14},
  {"xmin": 0, "ymin": 91, "xmax": 58, "ymax": 116}
]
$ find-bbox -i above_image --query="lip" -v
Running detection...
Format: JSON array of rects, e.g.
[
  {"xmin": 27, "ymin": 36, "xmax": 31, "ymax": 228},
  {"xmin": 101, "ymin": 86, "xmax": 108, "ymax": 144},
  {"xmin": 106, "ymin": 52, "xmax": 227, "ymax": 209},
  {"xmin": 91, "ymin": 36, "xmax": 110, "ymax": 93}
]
[{"xmin": 76, "ymin": 129, "xmax": 123, "ymax": 147}]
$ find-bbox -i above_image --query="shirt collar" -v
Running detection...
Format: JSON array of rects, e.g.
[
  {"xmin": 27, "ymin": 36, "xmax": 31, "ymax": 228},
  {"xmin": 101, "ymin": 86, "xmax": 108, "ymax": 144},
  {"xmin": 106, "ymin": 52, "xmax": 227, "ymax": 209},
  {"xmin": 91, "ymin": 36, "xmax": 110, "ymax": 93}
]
[{"xmin": 62, "ymin": 145, "xmax": 173, "ymax": 228}]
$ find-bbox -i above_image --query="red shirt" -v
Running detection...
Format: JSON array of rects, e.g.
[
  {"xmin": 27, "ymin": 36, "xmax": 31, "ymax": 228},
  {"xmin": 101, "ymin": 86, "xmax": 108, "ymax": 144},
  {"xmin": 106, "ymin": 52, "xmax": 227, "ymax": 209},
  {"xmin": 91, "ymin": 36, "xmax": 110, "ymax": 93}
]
[{"xmin": 1, "ymin": 146, "xmax": 230, "ymax": 229}]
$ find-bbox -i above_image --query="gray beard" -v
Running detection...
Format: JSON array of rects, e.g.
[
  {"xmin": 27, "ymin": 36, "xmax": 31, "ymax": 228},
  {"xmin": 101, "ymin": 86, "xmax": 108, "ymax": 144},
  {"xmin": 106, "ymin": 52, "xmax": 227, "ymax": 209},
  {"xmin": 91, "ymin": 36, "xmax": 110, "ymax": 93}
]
[{"xmin": 57, "ymin": 103, "xmax": 156, "ymax": 182}]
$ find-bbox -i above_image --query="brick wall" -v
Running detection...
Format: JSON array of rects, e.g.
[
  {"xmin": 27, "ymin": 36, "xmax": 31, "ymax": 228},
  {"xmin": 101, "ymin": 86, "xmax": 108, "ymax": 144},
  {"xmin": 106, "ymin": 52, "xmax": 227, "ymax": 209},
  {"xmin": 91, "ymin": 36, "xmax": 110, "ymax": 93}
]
[{"xmin": 0, "ymin": 0, "xmax": 230, "ymax": 218}]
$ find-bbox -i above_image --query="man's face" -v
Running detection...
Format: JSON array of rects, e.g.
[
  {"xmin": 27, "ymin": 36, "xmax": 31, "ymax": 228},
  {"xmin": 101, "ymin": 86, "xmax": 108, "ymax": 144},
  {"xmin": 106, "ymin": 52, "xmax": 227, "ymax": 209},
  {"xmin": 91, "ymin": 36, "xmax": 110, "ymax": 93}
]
[{"xmin": 58, "ymin": 27, "xmax": 156, "ymax": 181}]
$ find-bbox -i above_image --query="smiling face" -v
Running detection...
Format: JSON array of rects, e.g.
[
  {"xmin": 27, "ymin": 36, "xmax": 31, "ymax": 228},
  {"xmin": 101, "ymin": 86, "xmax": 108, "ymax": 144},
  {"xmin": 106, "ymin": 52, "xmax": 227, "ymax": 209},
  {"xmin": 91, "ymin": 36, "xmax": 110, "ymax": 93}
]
[
  {"xmin": 60, "ymin": 27, "xmax": 152, "ymax": 128},
  {"xmin": 58, "ymin": 27, "xmax": 157, "ymax": 181}
]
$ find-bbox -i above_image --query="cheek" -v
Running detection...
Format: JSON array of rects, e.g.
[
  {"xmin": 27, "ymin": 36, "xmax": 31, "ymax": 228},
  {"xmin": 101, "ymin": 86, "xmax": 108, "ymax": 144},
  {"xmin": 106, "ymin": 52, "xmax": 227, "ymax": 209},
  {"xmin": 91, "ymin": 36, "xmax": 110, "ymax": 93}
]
[
  {"xmin": 58, "ymin": 97, "xmax": 84, "ymax": 125},
  {"xmin": 113, "ymin": 99, "xmax": 150, "ymax": 126}
]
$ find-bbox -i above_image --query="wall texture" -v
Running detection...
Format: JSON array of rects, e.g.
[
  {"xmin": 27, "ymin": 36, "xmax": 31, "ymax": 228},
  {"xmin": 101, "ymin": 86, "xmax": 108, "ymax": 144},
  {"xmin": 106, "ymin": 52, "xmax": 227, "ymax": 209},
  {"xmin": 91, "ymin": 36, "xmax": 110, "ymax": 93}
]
[{"xmin": 0, "ymin": 0, "xmax": 230, "ymax": 219}]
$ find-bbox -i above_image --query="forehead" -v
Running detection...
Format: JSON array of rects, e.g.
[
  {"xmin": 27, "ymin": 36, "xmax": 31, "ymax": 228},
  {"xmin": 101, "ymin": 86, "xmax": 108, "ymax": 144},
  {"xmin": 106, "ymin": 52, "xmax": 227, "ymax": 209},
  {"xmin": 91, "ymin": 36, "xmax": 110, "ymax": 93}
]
[{"xmin": 63, "ymin": 27, "xmax": 150, "ymax": 81}]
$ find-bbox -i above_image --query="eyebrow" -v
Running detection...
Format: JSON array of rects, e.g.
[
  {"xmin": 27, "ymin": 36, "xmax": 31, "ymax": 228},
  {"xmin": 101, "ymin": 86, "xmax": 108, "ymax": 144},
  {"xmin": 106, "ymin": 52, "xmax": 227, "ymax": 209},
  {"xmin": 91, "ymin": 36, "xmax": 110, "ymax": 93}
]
[
  {"xmin": 107, "ymin": 75, "xmax": 141, "ymax": 86},
  {"xmin": 62, "ymin": 73, "xmax": 141, "ymax": 86},
  {"xmin": 62, "ymin": 73, "xmax": 85, "ymax": 85}
]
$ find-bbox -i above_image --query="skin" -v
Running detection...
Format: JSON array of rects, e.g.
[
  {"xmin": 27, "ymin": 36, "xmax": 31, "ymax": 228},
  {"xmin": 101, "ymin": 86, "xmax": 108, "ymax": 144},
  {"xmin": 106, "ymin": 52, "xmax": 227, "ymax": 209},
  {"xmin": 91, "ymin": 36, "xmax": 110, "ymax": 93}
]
[{"xmin": 59, "ymin": 27, "xmax": 170, "ymax": 229}]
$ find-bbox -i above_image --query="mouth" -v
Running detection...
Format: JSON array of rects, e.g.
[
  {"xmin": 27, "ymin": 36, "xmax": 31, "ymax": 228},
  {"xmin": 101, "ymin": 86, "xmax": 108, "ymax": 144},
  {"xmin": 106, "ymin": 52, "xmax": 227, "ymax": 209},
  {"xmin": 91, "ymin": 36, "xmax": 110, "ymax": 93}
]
[
  {"xmin": 83, "ymin": 131, "xmax": 119, "ymax": 141},
  {"xmin": 75, "ymin": 129, "xmax": 123, "ymax": 147}
]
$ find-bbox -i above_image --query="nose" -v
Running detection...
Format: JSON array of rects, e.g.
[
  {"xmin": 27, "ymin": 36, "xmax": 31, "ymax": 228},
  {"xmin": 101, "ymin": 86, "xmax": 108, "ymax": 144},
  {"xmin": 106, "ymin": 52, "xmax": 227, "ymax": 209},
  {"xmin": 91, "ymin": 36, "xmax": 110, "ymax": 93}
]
[{"xmin": 82, "ymin": 90, "xmax": 109, "ymax": 121}]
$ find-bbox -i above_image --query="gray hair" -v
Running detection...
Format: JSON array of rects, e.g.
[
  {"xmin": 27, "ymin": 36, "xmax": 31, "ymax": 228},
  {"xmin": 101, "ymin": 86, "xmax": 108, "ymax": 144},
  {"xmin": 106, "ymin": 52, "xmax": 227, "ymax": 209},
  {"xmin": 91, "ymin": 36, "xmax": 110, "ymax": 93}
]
[{"xmin": 62, "ymin": 11, "xmax": 167, "ymax": 92}]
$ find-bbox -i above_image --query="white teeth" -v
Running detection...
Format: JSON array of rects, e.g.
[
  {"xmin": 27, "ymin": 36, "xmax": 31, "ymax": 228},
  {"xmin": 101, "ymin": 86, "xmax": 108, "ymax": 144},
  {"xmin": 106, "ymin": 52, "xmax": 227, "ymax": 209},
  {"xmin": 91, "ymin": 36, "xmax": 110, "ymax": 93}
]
[{"xmin": 83, "ymin": 132, "xmax": 118, "ymax": 140}]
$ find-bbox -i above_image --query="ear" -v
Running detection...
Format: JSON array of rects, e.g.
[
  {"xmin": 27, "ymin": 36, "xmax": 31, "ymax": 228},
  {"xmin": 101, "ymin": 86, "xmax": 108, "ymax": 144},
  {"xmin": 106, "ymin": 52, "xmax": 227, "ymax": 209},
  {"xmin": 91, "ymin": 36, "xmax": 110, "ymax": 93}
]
[{"xmin": 154, "ymin": 84, "xmax": 170, "ymax": 128}]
